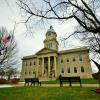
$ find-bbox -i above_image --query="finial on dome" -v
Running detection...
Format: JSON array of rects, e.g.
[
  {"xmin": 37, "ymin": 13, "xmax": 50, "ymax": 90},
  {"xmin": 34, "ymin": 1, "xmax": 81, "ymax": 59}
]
[
  {"xmin": 50, "ymin": 26, "xmax": 53, "ymax": 29},
  {"xmin": 47, "ymin": 25, "xmax": 55, "ymax": 33}
]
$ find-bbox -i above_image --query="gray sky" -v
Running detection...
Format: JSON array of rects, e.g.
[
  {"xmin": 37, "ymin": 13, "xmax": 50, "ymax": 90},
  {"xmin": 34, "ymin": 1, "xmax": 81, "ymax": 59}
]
[{"xmin": 0, "ymin": 0, "xmax": 98, "ymax": 73}]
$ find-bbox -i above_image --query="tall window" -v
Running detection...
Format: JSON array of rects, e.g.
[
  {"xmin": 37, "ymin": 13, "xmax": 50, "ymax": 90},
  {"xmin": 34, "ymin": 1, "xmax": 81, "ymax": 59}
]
[
  {"xmin": 61, "ymin": 68, "xmax": 64, "ymax": 73},
  {"xmin": 39, "ymin": 61, "xmax": 41, "ymax": 65},
  {"xmin": 30, "ymin": 62, "xmax": 32, "ymax": 66},
  {"xmin": 26, "ymin": 62, "xmax": 27, "ymax": 66},
  {"xmin": 48, "ymin": 43, "xmax": 50, "ymax": 48},
  {"xmin": 34, "ymin": 61, "xmax": 36, "ymax": 65},
  {"xmin": 47, "ymin": 44, "xmax": 48, "ymax": 48},
  {"xmin": 74, "ymin": 67, "xmax": 77, "ymax": 73},
  {"xmin": 56, "ymin": 45, "xmax": 58, "ymax": 49},
  {"xmin": 25, "ymin": 71, "xmax": 27, "ymax": 74},
  {"xmin": 67, "ymin": 67, "xmax": 70, "ymax": 73},
  {"xmin": 33, "ymin": 71, "xmax": 36, "ymax": 74},
  {"xmin": 81, "ymin": 66, "xmax": 84, "ymax": 72},
  {"xmin": 51, "ymin": 43, "xmax": 52, "ymax": 47},
  {"xmin": 79, "ymin": 56, "xmax": 82, "ymax": 61},
  {"xmin": 66, "ymin": 58, "xmax": 69, "ymax": 62},
  {"xmin": 29, "ymin": 71, "xmax": 31, "ymax": 74},
  {"xmin": 73, "ymin": 57, "xmax": 75, "ymax": 62},
  {"xmin": 61, "ymin": 59, "xmax": 63, "ymax": 63}
]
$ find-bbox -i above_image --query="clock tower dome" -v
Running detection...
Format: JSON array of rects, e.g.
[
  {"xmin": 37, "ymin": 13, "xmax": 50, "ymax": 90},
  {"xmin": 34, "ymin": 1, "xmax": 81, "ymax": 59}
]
[{"xmin": 44, "ymin": 26, "xmax": 58, "ymax": 51}]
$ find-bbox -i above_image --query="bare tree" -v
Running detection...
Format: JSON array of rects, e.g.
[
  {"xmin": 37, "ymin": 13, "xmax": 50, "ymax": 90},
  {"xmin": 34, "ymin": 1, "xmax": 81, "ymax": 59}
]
[
  {"xmin": 0, "ymin": 27, "xmax": 18, "ymax": 78},
  {"xmin": 17, "ymin": 0, "xmax": 100, "ymax": 69},
  {"xmin": 0, "ymin": 68, "xmax": 5, "ymax": 78},
  {"xmin": 6, "ymin": 67, "xmax": 18, "ymax": 80},
  {"xmin": 17, "ymin": 0, "xmax": 100, "ymax": 53}
]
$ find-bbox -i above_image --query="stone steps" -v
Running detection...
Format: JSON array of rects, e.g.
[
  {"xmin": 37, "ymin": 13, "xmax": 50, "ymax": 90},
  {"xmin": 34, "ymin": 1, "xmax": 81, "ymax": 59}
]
[{"xmin": 39, "ymin": 77, "xmax": 57, "ymax": 81}]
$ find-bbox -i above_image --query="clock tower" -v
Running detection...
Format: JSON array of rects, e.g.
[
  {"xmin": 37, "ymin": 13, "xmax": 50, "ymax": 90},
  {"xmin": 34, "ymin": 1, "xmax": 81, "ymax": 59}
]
[{"xmin": 44, "ymin": 26, "xmax": 58, "ymax": 51}]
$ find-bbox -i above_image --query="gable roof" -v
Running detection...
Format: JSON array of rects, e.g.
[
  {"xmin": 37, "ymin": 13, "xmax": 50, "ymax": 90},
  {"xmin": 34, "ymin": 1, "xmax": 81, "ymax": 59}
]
[
  {"xmin": 22, "ymin": 55, "xmax": 37, "ymax": 60},
  {"xmin": 36, "ymin": 48, "xmax": 58, "ymax": 55},
  {"xmin": 22, "ymin": 47, "xmax": 88, "ymax": 60},
  {"xmin": 59, "ymin": 47, "xmax": 89, "ymax": 54}
]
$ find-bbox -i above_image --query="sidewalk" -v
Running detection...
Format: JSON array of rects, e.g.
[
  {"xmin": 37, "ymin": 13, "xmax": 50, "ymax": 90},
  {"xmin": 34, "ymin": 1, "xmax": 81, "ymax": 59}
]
[
  {"xmin": 42, "ymin": 84, "xmax": 100, "ymax": 87},
  {"xmin": 0, "ymin": 82, "xmax": 99, "ymax": 88},
  {"xmin": 13, "ymin": 82, "xmax": 100, "ymax": 88}
]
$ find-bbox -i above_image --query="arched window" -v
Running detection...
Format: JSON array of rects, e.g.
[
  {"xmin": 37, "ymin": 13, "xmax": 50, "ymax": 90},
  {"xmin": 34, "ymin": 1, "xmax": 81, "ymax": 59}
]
[
  {"xmin": 34, "ymin": 61, "xmax": 36, "ymax": 65},
  {"xmin": 26, "ymin": 62, "xmax": 27, "ymax": 66},
  {"xmin": 66, "ymin": 58, "xmax": 69, "ymax": 62},
  {"xmin": 47, "ymin": 44, "xmax": 48, "ymax": 48},
  {"xmin": 51, "ymin": 43, "xmax": 52, "ymax": 47},
  {"xmin": 61, "ymin": 68, "xmax": 64, "ymax": 73},
  {"xmin": 79, "ymin": 56, "xmax": 82, "ymax": 61},
  {"xmin": 33, "ymin": 71, "xmax": 36, "ymax": 74},
  {"xmin": 56, "ymin": 45, "xmax": 58, "ymax": 49},
  {"xmin": 48, "ymin": 43, "xmax": 50, "ymax": 48},
  {"xmin": 73, "ymin": 57, "xmax": 75, "ymax": 62},
  {"xmin": 39, "ymin": 61, "xmax": 41, "ymax": 65},
  {"xmin": 61, "ymin": 59, "xmax": 63, "ymax": 63},
  {"xmin": 29, "ymin": 71, "xmax": 31, "ymax": 74},
  {"xmin": 67, "ymin": 67, "xmax": 70, "ymax": 73},
  {"xmin": 81, "ymin": 66, "xmax": 84, "ymax": 72},
  {"xmin": 25, "ymin": 71, "xmax": 27, "ymax": 74},
  {"xmin": 30, "ymin": 62, "xmax": 32, "ymax": 66},
  {"xmin": 74, "ymin": 67, "xmax": 77, "ymax": 73}
]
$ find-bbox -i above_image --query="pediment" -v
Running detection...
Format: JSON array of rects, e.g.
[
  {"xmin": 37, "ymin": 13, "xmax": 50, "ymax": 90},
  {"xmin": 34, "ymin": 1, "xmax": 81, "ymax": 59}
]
[{"xmin": 36, "ymin": 48, "xmax": 57, "ymax": 55}]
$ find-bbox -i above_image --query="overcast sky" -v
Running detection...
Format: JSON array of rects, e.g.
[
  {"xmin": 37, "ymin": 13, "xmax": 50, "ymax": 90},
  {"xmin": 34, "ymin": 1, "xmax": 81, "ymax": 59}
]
[{"xmin": 0, "ymin": 0, "xmax": 98, "ymax": 72}]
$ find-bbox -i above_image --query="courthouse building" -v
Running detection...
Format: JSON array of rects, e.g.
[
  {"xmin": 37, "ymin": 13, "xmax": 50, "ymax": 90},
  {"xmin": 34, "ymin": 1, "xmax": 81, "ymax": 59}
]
[{"xmin": 20, "ymin": 26, "xmax": 92, "ymax": 80}]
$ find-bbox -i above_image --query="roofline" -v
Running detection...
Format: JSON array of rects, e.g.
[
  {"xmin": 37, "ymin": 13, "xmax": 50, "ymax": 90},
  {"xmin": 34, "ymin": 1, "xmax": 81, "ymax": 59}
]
[
  {"xmin": 22, "ymin": 55, "xmax": 37, "ymax": 60},
  {"xmin": 58, "ymin": 47, "xmax": 89, "ymax": 54},
  {"xmin": 22, "ymin": 47, "xmax": 89, "ymax": 60},
  {"xmin": 36, "ymin": 47, "xmax": 58, "ymax": 55}
]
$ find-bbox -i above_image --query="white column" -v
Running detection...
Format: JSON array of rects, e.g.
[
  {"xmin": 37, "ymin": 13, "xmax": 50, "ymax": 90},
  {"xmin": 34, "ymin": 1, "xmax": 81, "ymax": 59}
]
[
  {"xmin": 42, "ymin": 57, "xmax": 44, "ymax": 76},
  {"xmin": 54, "ymin": 56, "xmax": 57, "ymax": 77},
  {"xmin": 48, "ymin": 57, "xmax": 50, "ymax": 76}
]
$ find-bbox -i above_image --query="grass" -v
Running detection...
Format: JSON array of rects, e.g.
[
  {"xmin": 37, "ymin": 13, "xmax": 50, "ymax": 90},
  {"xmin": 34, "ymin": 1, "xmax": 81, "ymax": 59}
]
[
  {"xmin": 0, "ymin": 86, "xmax": 100, "ymax": 100},
  {"xmin": 42, "ymin": 79, "xmax": 99, "ymax": 84}
]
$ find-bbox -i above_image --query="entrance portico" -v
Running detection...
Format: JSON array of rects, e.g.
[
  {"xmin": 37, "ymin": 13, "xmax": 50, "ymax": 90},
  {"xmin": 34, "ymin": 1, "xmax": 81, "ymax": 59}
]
[{"xmin": 36, "ymin": 55, "xmax": 57, "ymax": 78}]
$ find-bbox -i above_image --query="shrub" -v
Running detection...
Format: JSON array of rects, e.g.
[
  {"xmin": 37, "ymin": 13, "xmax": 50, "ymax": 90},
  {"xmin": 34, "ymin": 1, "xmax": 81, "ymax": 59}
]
[
  {"xmin": 0, "ymin": 78, "xmax": 7, "ymax": 84},
  {"xmin": 9, "ymin": 78, "xmax": 19, "ymax": 84}
]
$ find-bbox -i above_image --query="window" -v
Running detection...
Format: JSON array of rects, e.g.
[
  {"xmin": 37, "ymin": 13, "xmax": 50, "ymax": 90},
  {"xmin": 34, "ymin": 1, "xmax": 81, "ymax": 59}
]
[
  {"xmin": 79, "ymin": 56, "xmax": 82, "ymax": 61},
  {"xmin": 67, "ymin": 67, "xmax": 70, "ymax": 73},
  {"xmin": 47, "ymin": 44, "xmax": 48, "ymax": 48},
  {"xmin": 66, "ymin": 58, "xmax": 69, "ymax": 62},
  {"xmin": 56, "ymin": 45, "xmax": 58, "ymax": 49},
  {"xmin": 39, "ymin": 61, "xmax": 41, "ymax": 65},
  {"xmin": 81, "ymin": 66, "xmax": 84, "ymax": 72},
  {"xmin": 61, "ymin": 68, "xmax": 64, "ymax": 73},
  {"xmin": 48, "ymin": 43, "xmax": 50, "ymax": 48},
  {"xmin": 73, "ymin": 57, "xmax": 75, "ymax": 62},
  {"xmin": 30, "ymin": 62, "xmax": 32, "ymax": 66},
  {"xmin": 33, "ymin": 71, "xmax": 35, "ymax": 74},
  {"xmin": 79, "ymin": 54, "xmax": 82, "ymax": 61},
  {"xmin": 74, "ymin": 67, "xmax": 77, "ymax": 73},
  {"xmin": 26, "ymin": 62, "xmax": 27, "ymax": 66},
  {"xmin": 34, "ymin": 61, "xmax": 36, "ymax": 65},
  {"xmin": 25, "ymin": 71, "xmax": 27, "ymax": 74},
  {"xmin": 61, "ymin": 59, "xmax": 63, "ymax": 63},
  {"xmin": 29, "ymin": 71, "xmax": 31, "ymax": 74},
  {"xmin": 51, "ymin": 43, "xmax": 52, "ymax": 47}
]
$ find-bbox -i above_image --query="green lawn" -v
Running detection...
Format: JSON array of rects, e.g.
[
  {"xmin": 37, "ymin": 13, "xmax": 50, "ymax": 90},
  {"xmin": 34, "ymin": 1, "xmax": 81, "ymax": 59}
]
[
  {"xmin": 42, "ymin": 79, "xmax": 99, "ymax": 84},
  {"xmin": 0, "ymin": 86, "xmax": 100, "ymax": 100}
]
